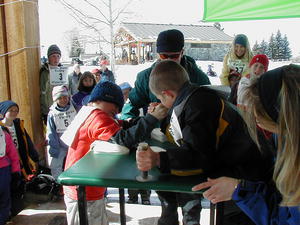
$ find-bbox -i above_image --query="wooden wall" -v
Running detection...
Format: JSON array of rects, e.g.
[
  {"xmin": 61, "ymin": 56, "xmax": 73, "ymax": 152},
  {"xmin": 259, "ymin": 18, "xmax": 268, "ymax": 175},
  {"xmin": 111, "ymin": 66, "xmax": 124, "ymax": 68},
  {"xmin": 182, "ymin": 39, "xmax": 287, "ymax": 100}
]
[{"xmin": 0, "ymin": 0, "xmax": 45, "ymax": 161}]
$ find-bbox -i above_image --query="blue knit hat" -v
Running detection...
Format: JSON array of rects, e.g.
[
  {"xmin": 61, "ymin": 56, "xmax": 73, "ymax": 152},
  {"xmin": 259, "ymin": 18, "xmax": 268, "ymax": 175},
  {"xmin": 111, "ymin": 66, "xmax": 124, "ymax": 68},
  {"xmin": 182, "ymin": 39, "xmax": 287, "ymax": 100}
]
[
  {"xmin": 234, "ymin": 34, "xmax": 248, "ymax": 48},
  {"xmin": 0, "ymin": 100, "xmax": 19, "ymax": 116},
  {"xmin": 88, "ymin": 81, "xmax": 124, "ymax": 112},
  {"xmin": 156, "ymin": 29, "xmax": 184, "ymax": 53},
  {"xmin": 119, "ymin": 82, "xmax": 132, "ymax": 91}
]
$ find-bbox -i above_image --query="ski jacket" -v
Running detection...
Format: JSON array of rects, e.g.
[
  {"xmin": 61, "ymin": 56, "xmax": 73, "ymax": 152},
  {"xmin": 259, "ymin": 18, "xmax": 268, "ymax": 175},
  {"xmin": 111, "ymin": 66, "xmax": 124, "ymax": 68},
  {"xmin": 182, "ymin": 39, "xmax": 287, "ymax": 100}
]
[
  {"xmin": 233, "ymin": 180, "xmax": 300, "ymax": 225},
  {"xmin": 0, "ymin": 127, "xmax": 20, "ymax": 173},
  {"xmin": 220, "ymin": 37, "xmax": 253, "ymax": 86},
  {"xmin": 64, "ymin": 108, "xmax": 158, "ymax": 201},
  {"xmin": 158, "ymin": 83, "xmax": 273, "ymax": 181},
  {"xmin": 47, "ymin": 102, "xmax": 77, "ymax": 158},
  {"xmin": 121, "ymin": 55, "xmax": 211, "ymax": 119}
]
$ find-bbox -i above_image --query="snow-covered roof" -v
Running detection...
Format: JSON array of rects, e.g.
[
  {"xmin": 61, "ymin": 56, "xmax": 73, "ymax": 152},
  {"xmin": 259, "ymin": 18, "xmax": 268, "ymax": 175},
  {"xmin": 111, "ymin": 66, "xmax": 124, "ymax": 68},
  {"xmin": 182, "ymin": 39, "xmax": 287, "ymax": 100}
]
[{"xmin": 119, "ymin": 22, "xmax": 233, "ymax": 42}]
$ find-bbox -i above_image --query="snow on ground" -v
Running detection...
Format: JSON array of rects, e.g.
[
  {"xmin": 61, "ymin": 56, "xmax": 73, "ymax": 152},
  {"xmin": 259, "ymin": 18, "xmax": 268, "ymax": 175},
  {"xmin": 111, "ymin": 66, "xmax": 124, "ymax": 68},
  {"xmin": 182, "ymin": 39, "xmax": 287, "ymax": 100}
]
[{"xmin": 74, "ymin": 60, "xmax": 297, "ymax": 88}]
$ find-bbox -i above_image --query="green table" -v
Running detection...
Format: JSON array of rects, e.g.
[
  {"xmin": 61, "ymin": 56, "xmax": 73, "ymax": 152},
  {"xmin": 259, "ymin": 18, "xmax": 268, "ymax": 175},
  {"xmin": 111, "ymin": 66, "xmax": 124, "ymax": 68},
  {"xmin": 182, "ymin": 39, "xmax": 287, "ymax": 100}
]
[{"xmin": 58, "ymin": 151, "xmax": 222, "ymax": 225}]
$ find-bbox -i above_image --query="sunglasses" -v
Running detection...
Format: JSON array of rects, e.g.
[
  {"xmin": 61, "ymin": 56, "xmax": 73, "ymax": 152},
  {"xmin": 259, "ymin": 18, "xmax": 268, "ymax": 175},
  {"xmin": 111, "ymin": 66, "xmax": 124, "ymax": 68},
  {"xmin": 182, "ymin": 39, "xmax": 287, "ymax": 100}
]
[{"xmin": 159, "ymin": 53, "xmax": 181, "ymax": 59}]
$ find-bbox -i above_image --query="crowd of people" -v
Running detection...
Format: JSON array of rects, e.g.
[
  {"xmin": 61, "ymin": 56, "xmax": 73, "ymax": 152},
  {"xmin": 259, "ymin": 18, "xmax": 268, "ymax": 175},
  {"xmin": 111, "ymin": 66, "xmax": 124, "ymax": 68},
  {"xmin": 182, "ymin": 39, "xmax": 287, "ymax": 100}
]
[{"xmin": 0, "ymin": 28, "xmax": 299, "ymax": 225}]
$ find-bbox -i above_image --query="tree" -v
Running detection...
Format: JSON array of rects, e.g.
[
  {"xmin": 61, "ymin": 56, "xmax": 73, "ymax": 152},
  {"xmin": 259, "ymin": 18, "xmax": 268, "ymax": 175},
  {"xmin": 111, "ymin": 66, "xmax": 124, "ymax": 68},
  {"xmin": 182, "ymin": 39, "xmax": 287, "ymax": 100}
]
[
  {"xmin": 63, "ymin": 28, "xmax": 85, "ymax": 58},
  {"xmin": 260, "ymin": 39, "xmax": 269, "ymax": 56},
  {"xmin": 282, "ymin": 34, "xmax": 292, "ymax": 60},
  {"xmin": 252, "ymin": 41, "xmax": 260, "ymax": 55},
  {"xmin": 274, "ymin": 30, "xmax": 284, "ymax": 60},
  {"xmin": 213, "ymin": 22, "xmax": 224, "ymax": 31},
  {"xmin": 55, "ymin": 0, "xmax": 136, "ymax": 75},
  {"xmin": 268, "ymin": 33, "xmax": 275, "ymax": 60}
]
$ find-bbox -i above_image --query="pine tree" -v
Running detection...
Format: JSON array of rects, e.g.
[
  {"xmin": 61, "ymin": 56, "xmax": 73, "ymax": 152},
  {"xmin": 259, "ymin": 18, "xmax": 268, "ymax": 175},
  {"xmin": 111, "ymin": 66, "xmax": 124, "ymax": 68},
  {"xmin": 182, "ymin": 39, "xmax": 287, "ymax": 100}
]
[
  {"xmin": 282, "ymin": 34, "xmax": 292, "ymax": 60},
  {"xmin": 69, "ymin": 36, "xmax": 84, "ymax": 58},
  {"xmin": 275, "ymin": 30, "xmax": 284, "ymax": 60},
  {"xmin": 268, "ymin": 34, "xmax": 275, "ymax": 60},
  {"xmin": 213, "ymin": 22, "xmax": 224, "ymax": 31},
  {"xmin": 260, "ymin": 39, "xmax": 269, "ymax": 56},
  {"xmin": 252, "ymin": 41, "xmax": 260, "ymax": 55}
]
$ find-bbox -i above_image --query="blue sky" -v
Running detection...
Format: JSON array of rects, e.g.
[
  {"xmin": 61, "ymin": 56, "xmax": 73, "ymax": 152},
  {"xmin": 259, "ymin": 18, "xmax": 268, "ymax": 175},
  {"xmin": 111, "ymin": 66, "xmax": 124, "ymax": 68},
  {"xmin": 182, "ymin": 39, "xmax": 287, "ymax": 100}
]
[{"xmin": 39, "ymin": 0, "xmax": 300, "ymax": 58}]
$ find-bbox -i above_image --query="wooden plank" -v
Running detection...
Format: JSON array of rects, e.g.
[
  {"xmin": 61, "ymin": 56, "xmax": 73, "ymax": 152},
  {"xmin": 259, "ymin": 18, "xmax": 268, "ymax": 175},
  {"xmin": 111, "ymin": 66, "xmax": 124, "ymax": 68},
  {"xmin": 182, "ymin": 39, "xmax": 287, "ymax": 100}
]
[
  {"xmin": 4, "ymin": 0, "xmax": 45, "ymax": 160},
  {"xmin": 0, "ymin": 0, "xmax": 10, "ymax": 100}
]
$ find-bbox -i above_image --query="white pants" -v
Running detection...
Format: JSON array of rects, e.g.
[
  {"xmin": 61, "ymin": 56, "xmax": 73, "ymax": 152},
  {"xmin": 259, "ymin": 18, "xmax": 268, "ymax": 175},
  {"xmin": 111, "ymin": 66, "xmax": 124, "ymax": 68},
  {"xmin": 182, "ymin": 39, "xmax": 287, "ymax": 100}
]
[
  {"xmin": 47, "ymin": 148, "xmax": 67, "ymax": 180},
  {"xmin": 64, "ymin": 195, "xmax": 108, "ymax": 225}
]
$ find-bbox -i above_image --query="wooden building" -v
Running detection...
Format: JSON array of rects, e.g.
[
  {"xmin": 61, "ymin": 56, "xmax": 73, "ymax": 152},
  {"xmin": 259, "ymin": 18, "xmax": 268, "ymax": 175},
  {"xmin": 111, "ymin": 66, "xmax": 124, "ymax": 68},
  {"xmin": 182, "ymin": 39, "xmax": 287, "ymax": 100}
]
[{"xmin": 114, "ymin": 22, "xmax": 233, "ymax": 64}]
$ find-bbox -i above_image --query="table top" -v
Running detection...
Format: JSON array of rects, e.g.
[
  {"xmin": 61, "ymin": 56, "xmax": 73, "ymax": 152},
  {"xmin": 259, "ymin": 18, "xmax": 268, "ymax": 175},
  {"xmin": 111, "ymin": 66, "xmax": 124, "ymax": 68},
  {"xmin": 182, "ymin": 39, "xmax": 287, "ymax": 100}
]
[{"xmin": 58, "ymin": 151, "xmax": 206, "ymax": 194}]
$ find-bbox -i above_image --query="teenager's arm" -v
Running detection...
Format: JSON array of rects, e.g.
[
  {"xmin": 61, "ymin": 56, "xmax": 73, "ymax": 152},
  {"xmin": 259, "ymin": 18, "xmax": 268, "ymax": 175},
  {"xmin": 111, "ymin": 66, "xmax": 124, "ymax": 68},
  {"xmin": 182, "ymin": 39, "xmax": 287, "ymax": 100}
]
[
  {"xmin": 111, "ymin": 114, "xmax": 158, "ymax": 149},
  {"xmin": 46, "ymin": 116, "xmax": 61, "ymax": 158}
]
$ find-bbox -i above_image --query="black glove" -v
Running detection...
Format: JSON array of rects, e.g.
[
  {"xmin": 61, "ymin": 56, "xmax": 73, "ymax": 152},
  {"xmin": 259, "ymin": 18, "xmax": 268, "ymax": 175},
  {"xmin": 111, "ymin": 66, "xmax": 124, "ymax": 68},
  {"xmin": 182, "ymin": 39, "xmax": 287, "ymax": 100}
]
[
  {"xmin": 42, "ymin": 114, "xmax": 48, "ymax": 125},
  {"xmin": 11, "ymin": 172, "xmax": 21, "ymax": 192}
]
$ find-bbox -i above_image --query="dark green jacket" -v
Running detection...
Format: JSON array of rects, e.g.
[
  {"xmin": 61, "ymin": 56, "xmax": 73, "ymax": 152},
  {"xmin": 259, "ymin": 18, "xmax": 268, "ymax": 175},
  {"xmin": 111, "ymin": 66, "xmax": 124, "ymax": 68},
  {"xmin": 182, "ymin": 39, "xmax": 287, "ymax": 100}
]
[{"xmin": 121, "ymin": 55, "xmax": 210, "ymax": 119}]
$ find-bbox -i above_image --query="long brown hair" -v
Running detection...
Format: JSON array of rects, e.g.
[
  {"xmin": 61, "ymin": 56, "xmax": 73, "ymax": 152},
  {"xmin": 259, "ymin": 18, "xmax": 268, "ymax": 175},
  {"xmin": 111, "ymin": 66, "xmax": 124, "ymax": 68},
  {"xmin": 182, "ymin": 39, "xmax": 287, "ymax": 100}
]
[{"xmin": 243, "ymin": 64, "xmax": 300, "ymax": 206}]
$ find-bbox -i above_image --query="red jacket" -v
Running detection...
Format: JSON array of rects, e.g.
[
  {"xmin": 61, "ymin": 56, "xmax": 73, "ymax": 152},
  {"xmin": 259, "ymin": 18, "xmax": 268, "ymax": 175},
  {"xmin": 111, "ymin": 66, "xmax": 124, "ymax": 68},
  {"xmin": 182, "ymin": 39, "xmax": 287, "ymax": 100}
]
[{"xmin": 64, "ymin": 109, "xmax": 121, "ymax": 200}]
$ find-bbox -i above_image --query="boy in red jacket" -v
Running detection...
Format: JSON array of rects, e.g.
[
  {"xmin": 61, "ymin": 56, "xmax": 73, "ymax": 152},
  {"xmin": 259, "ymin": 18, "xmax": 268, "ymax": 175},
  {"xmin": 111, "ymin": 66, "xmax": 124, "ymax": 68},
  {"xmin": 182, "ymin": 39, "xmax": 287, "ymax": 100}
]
[{"xmin": 61, "ymin": 81, "xmax": 167, "ymax": 225}]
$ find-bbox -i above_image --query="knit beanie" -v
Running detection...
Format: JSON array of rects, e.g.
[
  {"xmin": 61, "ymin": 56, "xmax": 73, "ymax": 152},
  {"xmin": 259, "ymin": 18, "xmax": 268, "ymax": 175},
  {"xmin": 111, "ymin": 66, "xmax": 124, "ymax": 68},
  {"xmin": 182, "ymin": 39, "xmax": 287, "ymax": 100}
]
[
  {"xmin": 156, "ymin": 29, "xmax": 184, "ymax": 53},
  {"xmin": 88, "ymin": 81, "xmax": 124, "ymax": 112},
  {"xmin": 47, "ymin": 44, "xmax": 61, "ymax": 58},
  {"xmin": 91, "ymin": 68, "xmax": 100, "ymax": 74},
  {"xmin": 258, "ymin": 66, "xmax": 283, "ymax": 122},
  {"xmin": 234, "ymin": 34, "xmax": 248, "ymax": 48},
  {"xmin": 119, "ymin": 82, "xmax": 132, "ymax": 91},
  {"xmin": 52, "ymin": 85, "xmax": 69, "ymax": 101},
  {"xmin": 0, "ymin": 100, "xmax": 19, "ymax": 116},
  {"xmin": 249, "ymin": 54, "xmax": 269, "ymax": 72}
]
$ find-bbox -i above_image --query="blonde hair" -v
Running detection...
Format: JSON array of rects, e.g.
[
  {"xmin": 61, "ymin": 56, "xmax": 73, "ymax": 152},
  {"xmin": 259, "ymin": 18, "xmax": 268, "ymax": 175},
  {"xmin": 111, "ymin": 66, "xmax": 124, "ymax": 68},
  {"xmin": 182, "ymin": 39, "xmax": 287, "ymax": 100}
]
[
  {"xmin": 243, "ymin": 64, "xmax": 300, "ymax": 206},
  {"xmin": 149, "ymin": 60, "xmax": 189, "ymax": 95}
]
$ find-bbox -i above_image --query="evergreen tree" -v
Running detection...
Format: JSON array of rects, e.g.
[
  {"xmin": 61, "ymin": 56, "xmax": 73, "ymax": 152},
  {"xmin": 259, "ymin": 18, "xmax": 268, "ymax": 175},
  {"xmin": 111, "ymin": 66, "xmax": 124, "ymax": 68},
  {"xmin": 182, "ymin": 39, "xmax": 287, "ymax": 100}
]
[
  {"xmin": 275, "ymin": 30, "xmax": 284, "ymax": 60},
  {"xmin": 213, "ymin": 22, "xmax": 224, "ymax": 31},
  {"xmin": 282, "ymin": 34, "xmax": 292, "ymax": 60},
  {"xmin": 268, "ymin": 33, "xmax": 275, "ymax": 60},
  {"xmin": 69, "ymin": 36, "xmax": 84, "ymax": 58},
  {"xmin": 252, "ymin": 41, "xmax": 260, "ymax": 55},
  {"xmin": 260, "ymin": 39, "xmax": 269, "ymax": 56}
]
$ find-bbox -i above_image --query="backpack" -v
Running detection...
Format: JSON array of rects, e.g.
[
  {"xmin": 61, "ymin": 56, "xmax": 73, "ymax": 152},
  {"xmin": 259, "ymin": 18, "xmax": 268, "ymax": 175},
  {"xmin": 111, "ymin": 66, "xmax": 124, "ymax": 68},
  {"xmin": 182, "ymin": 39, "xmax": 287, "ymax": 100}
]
[{"xmin": 26, "ymin": 174, "xmax": 60, "ymax": 198}]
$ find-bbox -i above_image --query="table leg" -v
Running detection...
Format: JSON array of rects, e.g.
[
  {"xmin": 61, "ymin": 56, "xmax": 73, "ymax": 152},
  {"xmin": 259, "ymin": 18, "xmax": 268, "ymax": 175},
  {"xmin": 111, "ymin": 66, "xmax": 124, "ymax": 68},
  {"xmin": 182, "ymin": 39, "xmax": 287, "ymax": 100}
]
[
  {"xmin": 77, "ymin": 186, "xmax": 89, "ymax": 225},
  {"xmin": 209, "ymin": 202, "xmax": 215, "ymax": 225},
  {"xmin": 215, "ymin": 202, "xmax": 224, "ymax": 225},
  {"xmin": 119, "ymin": 188, "xmax": 126, "ymax": 225}
]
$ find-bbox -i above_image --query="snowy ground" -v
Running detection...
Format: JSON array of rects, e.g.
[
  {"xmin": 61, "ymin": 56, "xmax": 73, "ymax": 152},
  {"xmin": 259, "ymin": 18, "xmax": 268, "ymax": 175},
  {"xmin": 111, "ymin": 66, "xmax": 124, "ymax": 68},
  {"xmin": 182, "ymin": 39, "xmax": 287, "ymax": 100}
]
[{"xmin": 71, "ymin": 59, "xmax": 297, "ymax": 88}]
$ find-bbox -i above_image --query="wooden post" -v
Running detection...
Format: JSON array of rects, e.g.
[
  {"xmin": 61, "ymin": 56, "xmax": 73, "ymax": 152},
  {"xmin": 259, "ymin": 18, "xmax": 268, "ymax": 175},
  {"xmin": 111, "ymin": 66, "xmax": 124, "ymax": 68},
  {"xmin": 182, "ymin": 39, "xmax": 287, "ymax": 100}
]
[
  {"xmin": 2, "ymin": 0, "xmax": 45, "ymax": 160},
  {"xmin": 0, "ymin": 0, "xmax": 10, "ymax": 100}
]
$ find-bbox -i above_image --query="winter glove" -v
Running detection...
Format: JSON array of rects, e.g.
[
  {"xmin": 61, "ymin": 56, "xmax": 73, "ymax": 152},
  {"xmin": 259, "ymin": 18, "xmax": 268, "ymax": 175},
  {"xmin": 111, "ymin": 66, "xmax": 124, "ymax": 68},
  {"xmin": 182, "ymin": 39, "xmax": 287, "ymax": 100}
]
[
  {"xmin": 11, "ymin": 172, "xmax": 22, "ymax": 192},
  {"xmin": 42, "ymin": 114, "xmax": 48, "ymax": 125}
]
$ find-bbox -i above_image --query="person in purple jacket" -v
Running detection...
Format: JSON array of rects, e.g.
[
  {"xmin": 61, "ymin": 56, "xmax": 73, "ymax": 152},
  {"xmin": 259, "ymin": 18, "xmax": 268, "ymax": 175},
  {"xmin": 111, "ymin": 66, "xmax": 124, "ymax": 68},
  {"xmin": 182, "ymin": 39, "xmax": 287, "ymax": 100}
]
[
  {"xmin": 192, "ymin": 64, "xmax": 300, "ymax": 225},
  {"xmin": 72, "ymin": 71, "xmax": 96, "ymax": 111}
]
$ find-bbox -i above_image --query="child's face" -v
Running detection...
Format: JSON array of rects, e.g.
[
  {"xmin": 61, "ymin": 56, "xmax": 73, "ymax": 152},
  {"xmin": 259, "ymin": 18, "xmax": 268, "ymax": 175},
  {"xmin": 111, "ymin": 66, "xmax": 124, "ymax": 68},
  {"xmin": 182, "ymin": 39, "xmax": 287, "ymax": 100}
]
[
  {"xmin": 234, "ymin": 44, "xmax": 246, "ymax": 58},
  {"xmin": 56, "ymin": 96, "xmax": 69, "ymax": 108},
  {"xmin": 155, "ymin": 91, "xmax": 176, "ymax": 109},
  {"xmin": 250, "ymin": 62, "xmax": 265, "ymax": 78},
  {"xmin": 94, "ymin": 101, "xmax": 119, "ymax": 118},
  {"xmin": 93, "ymin": 72, "xmax": 101, "ymax": 83},
  {"xmin": 122, "ymin": 88, "xmax": 131, "ymax": 102},
  {"xmin": 48, "ymin": 53, "xmax": 61, "ymax": 66},
  {"xmin": 5, "ymin": 106, "xmax": 19, "ymax": 121},
  {"xmin": 82, "ymin": 77, "xmax": 94, "ymax": 87}
]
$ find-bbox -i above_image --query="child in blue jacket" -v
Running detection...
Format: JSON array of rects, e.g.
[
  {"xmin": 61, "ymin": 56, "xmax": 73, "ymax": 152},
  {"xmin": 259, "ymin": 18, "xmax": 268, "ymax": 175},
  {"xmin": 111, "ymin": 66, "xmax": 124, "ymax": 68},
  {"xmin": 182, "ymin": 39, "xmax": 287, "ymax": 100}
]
[
  {"xmin": 47, "ymin": 85, "xmax": 77, "ymax": 179},
  {"xmin": 192, "ymin": 65, "xmax": 300, "ymax": 225}
]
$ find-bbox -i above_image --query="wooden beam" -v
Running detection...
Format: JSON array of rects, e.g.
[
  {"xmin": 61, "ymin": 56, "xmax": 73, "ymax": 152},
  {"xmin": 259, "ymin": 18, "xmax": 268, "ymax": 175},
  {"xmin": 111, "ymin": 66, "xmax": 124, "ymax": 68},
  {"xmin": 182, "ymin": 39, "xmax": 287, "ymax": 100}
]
[
  {"xmin": 4, "ymin": 0, "xmax": 45, "ymax": 160},
  {"xmin": 0, "ymin": 0, "xmax": 10, "ymax": 100}
]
